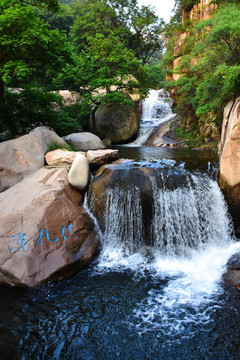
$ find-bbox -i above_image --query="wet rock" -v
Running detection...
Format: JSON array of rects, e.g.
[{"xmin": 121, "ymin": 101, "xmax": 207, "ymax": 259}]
[
  {"xmin": 0, "ymin": 126, "xmax": 66, "ymax": 193},
  {"xmin": 87, "ymin": 149, "xmax": 119, "ymax": 167},
  {"xmin": 223, "ymin": 253, "xmax": 240, "ymax": 290},
  {"xmin": 68, "ymin": 153, "xmax": 90, "ymax": 192},
  {"xmin": 0, "ymin": 167, "xmax": 98, "ymax": 287},
  {"xmin": 63, "ymin": 132, "xmax": 105, "ymax": 151}
]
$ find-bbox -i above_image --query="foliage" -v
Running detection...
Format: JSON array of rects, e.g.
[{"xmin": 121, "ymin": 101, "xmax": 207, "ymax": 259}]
[
  {"xmin": 70, "ymin": 0, "xmax": 164, "ymax": 65},
  {"xmin": 0, "ymin": 0, "xmax": 72, "ymax": 135},
  {"xmin": 55, "ymin": 33, "xmax": 147, "ymax": 109},
  {"xmin": 166, "ymin": 3, "xmax": 240, "ymax": 132},
  {"xmin": 144, "ymin": 63, "xmax": 165, "ymax": 89},
  {"xmin": 47, "ymin": 140, "xmax": 77, "ymax": 152},
  {"xmin": 0, "ymin": 0, "xmax": 164, "ymax": 136},
  {"xmin": 175, "ymin": 125, "xmax": 205, "ymax": 148},
  {"xmin": 2, "ymin": 87, "xmax": 87, "ymax": 136}
]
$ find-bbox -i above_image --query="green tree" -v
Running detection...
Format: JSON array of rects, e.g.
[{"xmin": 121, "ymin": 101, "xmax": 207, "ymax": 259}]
[
  {"xmin": 57, "ymin": 33, "xmax": 146, "ymax": 106},
  {"xmin": 166, "ymin": 3, "xmax": 240, "ymax": 128},
  {"xmin": 0, "ymin": 0, "xmax": 70, "ymax": 135},
  {"xmin": 70, "ymin": 0, "xmax": 164, "ymax": 65}
]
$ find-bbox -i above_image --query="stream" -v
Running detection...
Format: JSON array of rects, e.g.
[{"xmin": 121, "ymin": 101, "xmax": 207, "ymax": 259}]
[{"xmin": 1, "ymin": 90, "xmax": 240, "ymax": 360}]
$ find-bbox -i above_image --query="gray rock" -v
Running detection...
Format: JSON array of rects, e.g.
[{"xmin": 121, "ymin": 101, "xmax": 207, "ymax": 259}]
[
  {"xmin": 0, "ymin": 126, "xmax": 66, "ymax": 193},
  {"xmin": 63, "ymin": 132, "xmax": 105, "ymax": 151}
]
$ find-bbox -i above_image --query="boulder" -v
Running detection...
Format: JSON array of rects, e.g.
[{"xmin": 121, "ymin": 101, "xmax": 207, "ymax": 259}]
[
  {"xmin": 45, "ymin": 149, "xmax": 85, "ymax": 166},
  {"xmin": 63, "ymin": 132, "xmax": 105, "ymax": 151},
  {"xmin": 219, "ymin": 97, "xmax": 240, "ymax": 235},
  {"xmin": 223, "ymin": 253, "xmax": 240, "ymax": 290},
  {"xmin": 0, "ymin": 126, "xmax": 66, "ymax": 193},
  {"xmin": 87, "ymin": 149, "xmax": 119, "ymax": 166},
  {"xmin": 68, "ymin": 153, "xmax": 90, "ymax": 192},
  {"xmin": 94, "ymin": 99, "xmax": 140, "ymax": 144},
  {"xmin": 144, "ymin": 115, "xmax": 183, "ymax": 147},
  {"xmin": 0, "ymin": 167, "xmax": 98, "ymax": 287}
]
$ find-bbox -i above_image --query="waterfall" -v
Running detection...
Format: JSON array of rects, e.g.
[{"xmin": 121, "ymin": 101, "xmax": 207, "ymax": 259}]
[
  {"xmin": 87, "ymin": 161, "xmax": 240, "ymax": 333},
  {"xmin": 92, "ymin": 168, "xmax": 234, "ymax": 263},
  {"xmin": 131, "ymin": 89, "xmax": 176, "ymax": 145}
]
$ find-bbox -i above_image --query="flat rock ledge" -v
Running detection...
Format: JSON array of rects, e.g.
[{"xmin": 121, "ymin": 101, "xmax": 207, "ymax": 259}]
[
  {"xmin": 45, "ymin": 148, "xmax": 119, "ymax": 168},
  {"xmin": 0, "ymin": 167, "xmax": 98, "ymax": 287}
]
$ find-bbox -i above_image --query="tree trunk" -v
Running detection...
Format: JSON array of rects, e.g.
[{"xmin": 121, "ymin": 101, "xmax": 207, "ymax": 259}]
[{"xmin": 0, "ymin": 79, "xmax": 18, "ymax": 136}]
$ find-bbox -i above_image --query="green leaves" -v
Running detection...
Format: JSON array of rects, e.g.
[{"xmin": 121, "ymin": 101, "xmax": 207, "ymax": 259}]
[{"xmin": 168, "ymin": 3, "xmax": 240, "ymax": 127}]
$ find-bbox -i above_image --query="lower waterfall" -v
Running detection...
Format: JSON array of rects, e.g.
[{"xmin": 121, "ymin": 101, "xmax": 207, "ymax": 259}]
[{"xmin": 87, "ymin": 158, "xmax": 240, "ymax": 336}]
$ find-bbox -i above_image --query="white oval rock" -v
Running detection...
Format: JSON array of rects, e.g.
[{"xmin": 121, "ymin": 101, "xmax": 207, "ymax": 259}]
[{"xmin": 68, "ymin": 153, "xmax": 90, "ymax": 192}]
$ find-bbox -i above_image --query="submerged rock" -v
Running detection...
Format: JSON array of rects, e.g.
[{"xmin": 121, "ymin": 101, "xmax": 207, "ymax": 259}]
[
  {"xmin": 0, "ymin": 167, "xmax": 98, "ymax": 287},
  {"xmin": 0, "ymin": 126, "xmax": 66, "ymax": 193}
]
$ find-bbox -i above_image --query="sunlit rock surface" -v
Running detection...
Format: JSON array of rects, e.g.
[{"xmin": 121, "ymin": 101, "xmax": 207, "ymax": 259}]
[
  {"xmin": 0, "ymin": 167, "xmax": 98, "ymax": 287},
  {"xmin": 68, "ymin": 153, "xmax": 90, "ymax": 192},
  {"xmin": 219, "ymin": 97, "xmax": 240, "ymax": 236},
  {"xmin": 0, "ymin": 126, "xmax": 66, "ymax": 193}
]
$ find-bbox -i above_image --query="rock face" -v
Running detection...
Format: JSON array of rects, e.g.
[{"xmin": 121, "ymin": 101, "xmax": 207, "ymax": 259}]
[
  {"xmin": 68, "ymin": 153, "xmax": 90, "ymax": 192},
  {"xmin": 94, "ymin": 100, "xmax": 140, "ymax": 144},
  {"xmin": 63, "ymin": 132, "xmax": 105, "ymax": 151},
  {"xmin": 0, "ymin": 126, "xmax": 66, "ymax": 193},
  {"xmin": 219, "ymin": 97, "xmax": 240, "ymax": 235},
  {"xmin": 0, "ymin": 167, "xmax": 98, "ymax": 287}
]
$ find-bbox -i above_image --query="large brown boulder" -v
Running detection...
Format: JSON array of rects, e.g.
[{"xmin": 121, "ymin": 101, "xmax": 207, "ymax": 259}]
[
  {"xmin": 0, "ymin": 167, "xmax": 98, "ymax": 287},
  {"xmin": 0, "ymin": 126, "xmax": 66, "ymax": 193},
  {"xmin": 219, "ymin": 97, "xmax": 240, "ymax": 235},
  {"xmin": 94, "ymin": 99, "xmax": 140, "ymax": 144}
]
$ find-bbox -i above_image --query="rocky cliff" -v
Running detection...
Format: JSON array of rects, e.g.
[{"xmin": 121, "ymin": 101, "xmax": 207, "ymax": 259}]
[{"xmin": 219, "ymin": 97, "xmax": 240, "ymax": 236}]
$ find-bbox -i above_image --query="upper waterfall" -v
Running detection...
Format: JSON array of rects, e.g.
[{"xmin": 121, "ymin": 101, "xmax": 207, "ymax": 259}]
[{"xmin": 130, "ymin": 89, "xmax": 176, "ymax": 145}]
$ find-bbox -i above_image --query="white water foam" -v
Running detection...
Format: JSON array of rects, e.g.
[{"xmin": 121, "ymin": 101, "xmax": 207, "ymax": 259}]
[{"xmin": 133, "ymin": 241, "xmax": 240, "ymax": 336}]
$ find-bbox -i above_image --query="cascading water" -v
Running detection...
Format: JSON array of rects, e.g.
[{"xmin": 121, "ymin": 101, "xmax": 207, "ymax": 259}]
[
  {"xmin": 87, "ymin": 159, "xmax": 240, "ymax": 337},
  {"xmin": 131, "ymin": 89, "xmax": 176, "ymax": 145}
]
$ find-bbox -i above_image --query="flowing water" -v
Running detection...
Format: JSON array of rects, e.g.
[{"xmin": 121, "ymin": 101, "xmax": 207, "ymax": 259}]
[
  {"xmin": 130, "ymin": 89, "xmax": 176, "ymax": 145},
  {"xmin": 1, "ymin": 91, "xmax": 240, "ymax": 359}
]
